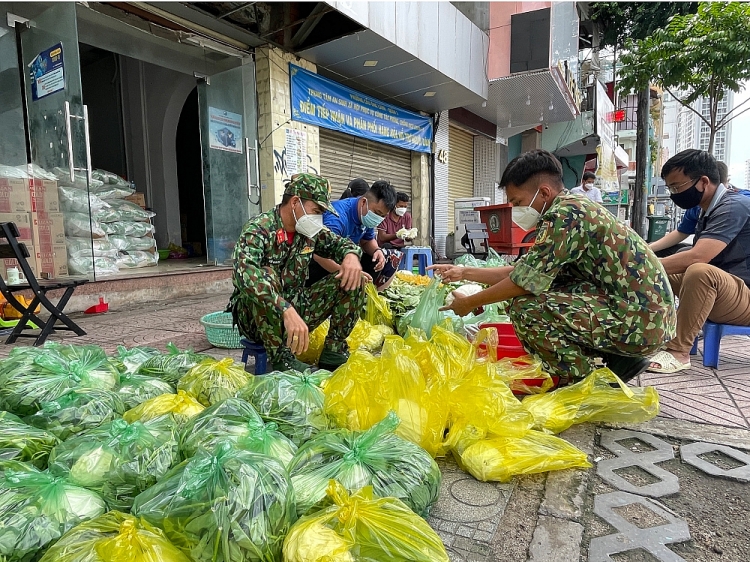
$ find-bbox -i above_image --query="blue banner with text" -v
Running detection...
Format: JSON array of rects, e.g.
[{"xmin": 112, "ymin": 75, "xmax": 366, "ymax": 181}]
[{"xmin": 290, "ymin": 64, "xmax": 433, "ymax": 153}]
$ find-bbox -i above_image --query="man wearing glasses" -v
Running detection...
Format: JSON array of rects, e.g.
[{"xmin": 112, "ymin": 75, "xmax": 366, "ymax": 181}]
[{"xmin": 649, "ymin": 150, "xmax": 750, "ymax": 373}]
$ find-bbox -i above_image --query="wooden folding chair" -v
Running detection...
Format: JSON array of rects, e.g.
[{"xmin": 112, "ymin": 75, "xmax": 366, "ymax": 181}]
[{"xmin": 0, "ymin": 222, "xmax": 88, "ymax": 346}]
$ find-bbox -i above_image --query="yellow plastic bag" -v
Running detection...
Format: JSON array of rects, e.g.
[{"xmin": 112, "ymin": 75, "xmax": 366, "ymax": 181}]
[
  {"xmin": 451, "ymin": 425, "xmax": 592, "ymax": 482},
  {"xmin": 298, "ymin": 320, "xmax": 330, "ymax": 364},
  {"xmin": 282, "ymin": 481, "xmax": 449, "ymax": 562},
  {"xmin": 494, "ymin": 355, "xmax": 555, "ymax": 395},
  {"xmin": 364, "ymin": 282, "xmax": 393, "ymax": 327},
  {"xmin": 346, "ymin": 320, "xmax": 393, "ymax": 353},
  {"xmin": 38, "ymin": 511, "xmax": 191, "ymax": 562},
  {"xmin": 176, "ymin": 357, "xmax": 251, "ymax": 407},
  {"xmin": 522, "ymin": 368, "xmax": 660, "ymax": 434},
  {"xmin": 123, "ymin": 390, "xmax": 204, "ymax": 426}
]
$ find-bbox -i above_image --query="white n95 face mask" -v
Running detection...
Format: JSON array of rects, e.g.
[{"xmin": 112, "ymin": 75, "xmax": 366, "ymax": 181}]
[
  {"xmin": 395, "ymin": 207, "xmax": 407, "ymax": 217},
  {"xmin": 511, "ymin": 189, "xmax": 546, "ymax": 231},
  {"xmin": 293, "ymin": 203, "xmax": 324, "ymax": 238}
]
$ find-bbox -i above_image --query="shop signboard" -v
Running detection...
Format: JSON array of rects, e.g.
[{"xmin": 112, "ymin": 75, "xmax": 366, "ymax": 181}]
[
  {"xmin": 29, "ymin": 43, "xmax": 64, "ymax": 101},
  {"xmin": 290, "ymin": 64, "xmax": 433, "ymax": 153},
  {"xmin": 207, "ymin": 107, "xmax": 243, "ymax": 154}
]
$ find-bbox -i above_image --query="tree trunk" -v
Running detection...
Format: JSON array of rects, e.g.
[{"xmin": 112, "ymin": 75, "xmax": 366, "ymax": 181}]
[
  {"xmin": 632, "ymin": 86, "xmax": 650, "ymax": 238},
  {"xmin": 708, "ymin": 126, "xmax": 715, "ymax": 155}
]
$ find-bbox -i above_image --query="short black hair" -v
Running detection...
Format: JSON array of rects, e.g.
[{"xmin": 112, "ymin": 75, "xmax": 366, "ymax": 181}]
[
  {"xmin": 500, "ymin": 149, "xmax": 565, "ymax": 190},
  {"xmin": 717, "ymin": 161, "xmax": 729, "ymax": 185},
  {"xmin": 367, "ymin": 180, "xmax": 397, "ymax": 211},
  {"xmin": 583, "ymin": 171, "xmax": 596, "ymax": 181},
  {"xmin": 342, "ymin": 178, "xmax": 369, "ymax": 199},
  {"xmin": 396, "ymin": 192, "xmax": 409, "ymax": 203},
  {"xmin": 661, "ymin": 149, "xmax": 720, "ymax": 185}
]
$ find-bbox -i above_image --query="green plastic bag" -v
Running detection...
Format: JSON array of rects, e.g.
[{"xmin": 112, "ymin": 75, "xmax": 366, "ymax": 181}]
[
  {"xmin": 180, "ymin": 397, "xmax": 298, "ymax": 467},
  {"xmin": 407, "ymin": 276, "xmax": 449, "ymax": 339},
  {"xmin": 237, "ymin": 369, "xmax": 332, "ymax": 445},
  {"xmin": 24, "ymin": 388, "xmax": 126, "ymax": 441},
  {"xmin": 117, "ymin": 373, "xmax": 175, "ymax": 410},
  {"xmin": 109, "ymin": 345, "xmax": 162, "ymax": 375},
  {"xmin": 0, "ymin": 469, "xmax": 106, "ymax": 561},
  {"xmin": 522, "ymin": 368, "xmax": 660, "ymax": 434},
  {"xmin": 0, "ymin": 411, "xmax": 60, "ymax": 469},
  {"xmin": 283, "ymin": 481, "xmax": 449, "ymax": 562},
  {"xmin": 177, "ymin": 357, "xmax": 251, "ymax": 407},
  {"xmin": 0, "ymin": 345, "xmax": 119, "ymax": 416},
  {"xmin": 287, "ymin": 412, "xmax": 441, "ymax": 518},
  {"xmin": 48, "ymin": 417, "xmax": 180, "ymax": 511},
  {"xmin": 38, "ymin": 511, "xmax": 191, "ymax": 562},
  {"xmin": 132, "ymin": 442, "xmax": 295, "ymax": 562},
  {"xmin": 136, "ymin": 343, "xmax": 211, "ymax": 385}
]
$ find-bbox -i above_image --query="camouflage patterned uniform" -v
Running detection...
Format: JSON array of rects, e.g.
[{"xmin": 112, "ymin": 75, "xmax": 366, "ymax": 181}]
[
  {"xmin": 229, "ymin": 174, "xmax": 365, "ymax": 364},
  {"xmin": 508, "ymin": 193, "xmax": 676, "ymax": 381}
]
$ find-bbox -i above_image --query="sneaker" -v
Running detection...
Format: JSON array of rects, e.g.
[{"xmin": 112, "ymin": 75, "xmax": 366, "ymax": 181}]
[
  {"xmin": 271, "ymin": 348, "xmax": 313, "ymax": 373},
  {"xmin": 318, "ymin": 348, "xmax": 349, "ymax": 371}
]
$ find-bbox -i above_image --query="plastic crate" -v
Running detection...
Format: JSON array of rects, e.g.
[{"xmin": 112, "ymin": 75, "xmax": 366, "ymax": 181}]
[{"xmin": 200, "ymin": 311, "xmax": 243, "ymax": 349}]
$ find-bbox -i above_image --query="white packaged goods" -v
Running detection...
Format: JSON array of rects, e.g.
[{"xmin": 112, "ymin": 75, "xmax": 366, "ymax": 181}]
[
  {"xmin": 102, "ymin": 221, "xmax": 154, "ymax": 237},
  {"xmin": 109, "ymin": 235, "xmax": 156, "ymax": 252},
  {"xmin": 65, "ymin": 237, "xmax": 119, "ymax": 259},
  {"xmin": 116, "ymin": 250, "xmax": 159, "ymax": 269},
  {"xmin": 63, "ymin": 212, "xmax": 107, "ymax": 239},
  {"xmin": 68, "ymin": 255, "xmax": 119, "ymax": 276},
  {"xmin": 95, "ymin": 199, "xmax": 155, "ymax": 223},
  {"xmin": 58, "ymin": 185, "xmax": 110, "ymax": 214}
]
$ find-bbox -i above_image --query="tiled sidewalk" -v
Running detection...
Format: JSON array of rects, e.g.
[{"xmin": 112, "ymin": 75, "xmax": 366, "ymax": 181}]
[{"xmin": 3, "ymin": 292, "xmax": 749, "ymax": 429}]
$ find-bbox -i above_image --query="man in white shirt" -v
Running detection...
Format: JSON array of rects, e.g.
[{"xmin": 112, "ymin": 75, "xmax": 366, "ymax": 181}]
[{"xmin": 571, "ymin": 171, "xmax": 604, "ymax": 203}]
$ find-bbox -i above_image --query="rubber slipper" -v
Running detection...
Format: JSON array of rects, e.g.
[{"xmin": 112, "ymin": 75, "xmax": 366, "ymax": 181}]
[{"xmin": 647, "ymin": 350, "xmax": 691, "ymax": 374}]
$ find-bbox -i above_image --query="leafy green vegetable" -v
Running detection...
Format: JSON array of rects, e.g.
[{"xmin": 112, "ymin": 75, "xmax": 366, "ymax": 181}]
[
  {"xmin": 0, "ymin": 411, "xmax": 60, "ymax": 469},
  {"xmin": 132, "ymin": 442, "xmax": 295, "ymax": 562},
  {"xmin": 287, "ymin": 412, "xmax": 441, "ymax": 518},
  {"xmin": 177, "ymin": 358, "xmax": 251, "ymax": 407},
  {"xmin": 383, "ymin": 278, "xmax": 426, "ymax": 317},
  {"xmin": 136, "ymin": 343, "xmax": 210, "ymax": 385},
  {"xmin": 237, "ymin": 369, "xmax": 332, "ymax": 446},
  {"xmin": 0, "ymin": 470, "xmax": 106, "ymax": 562},
  {"xmin": 24, "ymin": 388, "xmax": 126, "ymax": 441},
  {"xmin": 117, "ymin": 373, "xmax": 174, "ymax": 409},
  {"xmin": 48, "ymin": 416, "xmax": 180, "ymax": 511},
  {"xmin": 109, "ymin": 345, "xmax": 162, "ymax": 375}
]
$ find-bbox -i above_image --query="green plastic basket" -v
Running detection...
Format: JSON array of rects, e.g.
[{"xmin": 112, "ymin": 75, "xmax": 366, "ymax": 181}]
[{"xmin": 200, "ymin": 311, "xmax": 243, "ymax": 349}]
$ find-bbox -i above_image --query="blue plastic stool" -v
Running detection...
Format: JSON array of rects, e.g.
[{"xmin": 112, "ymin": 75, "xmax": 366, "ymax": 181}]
[
  {"xmin": 240, "ymin": 338, "xmax": 268, "ymax": 374},
  {"xmin": 398, "ymin": 246, "xmax": 434, "ymax": 277},
  {"xmin": 690, "ymin": 321, "xmax": 750, "ymax": 368}
]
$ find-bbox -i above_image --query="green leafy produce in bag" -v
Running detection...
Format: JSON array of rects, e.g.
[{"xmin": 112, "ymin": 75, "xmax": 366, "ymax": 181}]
[
  {"xmin": 24, "ymin": 388, "xmax": 126, "ymax": 441},
  {"xmin": 132, "ymin": 442, "xmax": 296, "ymax": 562},
  {"xmin": 287, "ymin": 412, "xmax": 441, "ymax": 518},
  {"xmin": 405, "ymin": 276, "xmax": 448, "ymax": 339},
  {"xmin": 0, "ymin": 411, "xmax": 60, "ymax": 469},
  {"xmin": 177, "ymin": 357, "xmax": 251, "ymax": 407},
  {"xmin": 364, "ymin": 281, "xmax": 393, "ymax": 327},
  {"xmin": 136, "ymin": 343, "xmax": 211, "ymax": 385},
  {"xmin": 180, "ymin": 398, "xmax": 297, "ymax": 466},
  {"xmin": 237, "ymin": 369, "xmax": 332, "ymax": 446},
  {"xmin": 283, "ymin": 481, "xmax": 449, "ymax": 562},
  {"xmin": 38, "ymin": 510, "xmax": 191, "ymax": 562},
  {"xmin": 109, "ymin": 345, "xmax": 162, "ymax": 375},
  {"xmin": 0, "ymin": 469, "xmax": 106, "ymax": 561},
  {"xmin": 0, "ymin": 345, "xmax": 119, "ymax": 416},
  {"xmin": 123, "ymin": 390, "xmax": 205, "ymax": 427},
  {"xmin": 48, "ymin": 416, "xmax": 180, "ymax": 511},
  {"xmin": 117, "ymin": 373, "xmax": 175, "ymax": 410}
]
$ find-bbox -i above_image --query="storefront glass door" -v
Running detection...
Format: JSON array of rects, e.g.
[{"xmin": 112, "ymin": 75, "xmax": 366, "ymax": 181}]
[{"xmin": 197, "ymin": 61, "xmax": 260, "ymax": 266}]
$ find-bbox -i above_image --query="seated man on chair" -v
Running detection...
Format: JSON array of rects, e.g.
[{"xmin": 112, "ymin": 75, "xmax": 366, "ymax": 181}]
[
  {"xmin": 308, "ymin": 180, "xmax": 403, "ymax": 291},
  {"xmin": 433, "ymin": 149, "xmax": 676, "ymax": 385},
  {"xmin": 230, "ymin": 173, "xmax": 367, "ymax": 373},
  {"xmin": 648, "ymin": 150, "xmax": 750, "ymax": 373}
]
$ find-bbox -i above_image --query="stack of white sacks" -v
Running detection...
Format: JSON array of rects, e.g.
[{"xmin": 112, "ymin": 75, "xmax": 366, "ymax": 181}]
[{"xmin": 56, "ymin": 168, "xmax": 158, "ymax": 276}]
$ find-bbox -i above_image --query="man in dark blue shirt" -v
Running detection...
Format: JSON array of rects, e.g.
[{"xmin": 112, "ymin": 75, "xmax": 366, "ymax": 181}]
[
  {"xmin": 307, "ymin": 180, "xmax": 402, "ymax": 290},
  {"xmin": 649, "ymin": 150, "xmax": 750, "ymax": 373}
]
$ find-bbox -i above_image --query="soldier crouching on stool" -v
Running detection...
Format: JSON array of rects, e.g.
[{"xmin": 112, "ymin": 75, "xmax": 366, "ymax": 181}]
[
  {"xmin": 229, "ymin": 173, "xmax": 367, "ymax": 373},
  {"xmin": 431, "ymin": 149, "xmax": 676, "ymax": 386}
]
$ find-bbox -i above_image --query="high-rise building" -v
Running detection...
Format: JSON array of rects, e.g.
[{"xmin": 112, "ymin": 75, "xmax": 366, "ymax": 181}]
[
  {"xmin": 672, "ymin": 89, "xmax": 734, "ymax": 163},
  {"xmin": 745, "ymin": 158, "xmax": 750, "ymax": 190}
]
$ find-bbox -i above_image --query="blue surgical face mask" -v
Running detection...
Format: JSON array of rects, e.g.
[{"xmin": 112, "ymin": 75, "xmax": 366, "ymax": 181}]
[{"xmin": 361, "ymin": 198, "xmax": 385, "ymax": 228}]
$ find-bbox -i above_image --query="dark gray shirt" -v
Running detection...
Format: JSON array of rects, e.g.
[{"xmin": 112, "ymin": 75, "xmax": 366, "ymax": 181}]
[{"xmin": 694, "ymin": 188, "xmax": 750, "ymax": 286}]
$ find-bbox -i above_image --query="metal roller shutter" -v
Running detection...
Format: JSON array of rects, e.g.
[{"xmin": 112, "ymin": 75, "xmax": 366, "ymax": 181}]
[
  {"xmin": 448, "ymin": 125, "xmax": 475, "ymax": 232},
  {"xmin": 319, "ymin": 128, "xmax": 412, "ymax": 201}
]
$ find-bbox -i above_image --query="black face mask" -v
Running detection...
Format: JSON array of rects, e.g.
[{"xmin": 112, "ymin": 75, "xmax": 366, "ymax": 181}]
[{"xmin": 670, "ymin": 180, "xmax": 703, "ymax": 209}]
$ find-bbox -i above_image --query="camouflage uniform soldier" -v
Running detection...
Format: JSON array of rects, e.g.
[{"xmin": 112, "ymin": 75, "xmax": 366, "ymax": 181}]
[
  {"xmin": 229, "ymin": 173, "xmax": 367, "ymax": 372},
  {"xmin": 433, "ymin": 150, "xmax": 676, "ymax": 384}
]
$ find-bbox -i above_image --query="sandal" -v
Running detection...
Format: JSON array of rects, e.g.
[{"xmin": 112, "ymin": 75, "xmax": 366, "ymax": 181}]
[{"xmin": 647, "ymin": 350, "xmax": 691, "ymax": 374}]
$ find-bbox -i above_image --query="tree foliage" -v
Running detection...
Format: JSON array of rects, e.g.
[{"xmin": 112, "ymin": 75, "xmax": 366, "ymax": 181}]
[{"xmin": 589, "ymin": 1, "xmax": 699, "ymax": 48}]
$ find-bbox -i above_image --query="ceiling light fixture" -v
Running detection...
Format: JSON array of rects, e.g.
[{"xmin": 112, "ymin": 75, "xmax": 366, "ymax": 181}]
[
  {"xmin": 363, "ymin": 60, "xmax": 378, "ymax": 67},
  {"xmin": 424, "ymin": 91, "xmax": 436, "ymax": 97}
]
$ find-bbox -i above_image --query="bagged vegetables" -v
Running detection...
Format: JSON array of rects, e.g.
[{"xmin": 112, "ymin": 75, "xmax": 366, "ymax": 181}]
[
  {"xmin": 0, "ymin": 469, "xmax": 106, "ymax": 561},
  {"xmin": 297, "ymin": 320, "xmax": 329, "ymax": 364},
  {"xmin": 48, "ymin": 416, "xmax": 180, "ymax": 511},
  {"xmin": 37, "ymin": 510, "xmax": 191, "ymax": 562},
  {"xmin": 177, "ymin": 357, "xmax": 251, "ymax": 407},
  {"xmin": 24, "ymin": 388, "xmax": 126, "ymax": 440},
  {"xmin": 132, "ymin": 442, "xmax": 295, "ymax": 562},
  {"xmin": 346, "ymin": 320, "xmax": 393, "ymax": 352},
  {"xmin": 180, "ymin": 398, "xmax": 297, "ymax": 467},
  {"xmin": 283, "ymin": 481, "xmax": 449, "ymax": 562},
  {"xmin": 237, "ymin": 369, "xmax": 332, "ymax": 445},
  {"xmin": 0, "ymin": 411, "xmax": 60, "ymax": 469},
  {"xmin": 136, "ymin": 343, "xmax": 211, "ymax": 385},
  {"xmin": 123, "ymin": 390, "xmax": 205, "ymax": 427},
  {"xmin": 110, "ymin": 346, "xmax": 162, "ymax": 375},
  {"xmin": 101, "ymin": 221, "xmax": 155, "ymax": 237},
  {"xmin": 117, "ymin": 373, "xmax": 175, "ymax": 410},
  {"xmin": 364, "ymin": 282, "xmax": 393, "ymax": 327},
  {"xmin": 287, "ymin": 412, "xmax": 441, "ymax": 518}
]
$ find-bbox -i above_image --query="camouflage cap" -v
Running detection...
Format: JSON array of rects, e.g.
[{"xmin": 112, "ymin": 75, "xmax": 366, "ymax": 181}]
[{"xmin": 284, "ymin": 173, "xmax": 338, "ymax": 216}]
